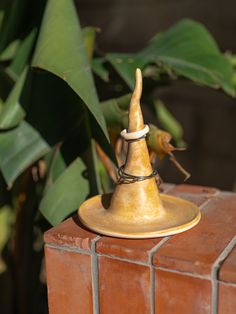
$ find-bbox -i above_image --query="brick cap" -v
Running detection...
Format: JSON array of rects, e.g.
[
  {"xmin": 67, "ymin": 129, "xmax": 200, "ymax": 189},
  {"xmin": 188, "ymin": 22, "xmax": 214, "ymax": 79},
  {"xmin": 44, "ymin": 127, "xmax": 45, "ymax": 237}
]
[
  {"xmin": 44, "ymin": 184, "xmax": 236, "ymax": 282},
  {"xmin": 44, "ymin": 215, "xmax": 98, "ymax": 251}
]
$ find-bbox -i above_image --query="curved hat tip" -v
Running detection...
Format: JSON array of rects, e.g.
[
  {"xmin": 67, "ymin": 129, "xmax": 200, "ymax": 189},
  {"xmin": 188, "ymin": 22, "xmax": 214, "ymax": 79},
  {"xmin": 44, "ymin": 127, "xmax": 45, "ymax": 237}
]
[{"xmin": 128, "ymin": 68, "xmax": 144, "ymax": 132}]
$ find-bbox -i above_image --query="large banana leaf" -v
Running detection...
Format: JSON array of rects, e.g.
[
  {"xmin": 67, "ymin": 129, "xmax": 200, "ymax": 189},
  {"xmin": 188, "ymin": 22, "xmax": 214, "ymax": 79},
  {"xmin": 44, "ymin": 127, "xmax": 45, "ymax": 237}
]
[
  {"xmin": 39, "ymin": 109, "xmax": 102, "ymax": 225},
  {"xmin": 32, "ymin": 0, "xmax": 109, "ymax": 139},
  {"xmin": 0, "ymin": 16, "xmax": 108, "ymax": 190},
  {"xmin": 40, "ymin": 157, "xmax": 89, "ymax": 225},
  {"xmin": 0, "ymin": 121, "xmax": 50, "ymax": 185},
  {"xmin": 0, "ymin": 69, "xmax": 86, "ymax": 182},
  {"xmin": 107, "ymin": 19, "xmax": 235, "ymax": 96},
  {"xmin": 0, "ymin": 24, "xmax": 100, "ymax": 130},
  {"xmin": 0, "ymin": 71, "xmax": 81, "ymax": 184}
]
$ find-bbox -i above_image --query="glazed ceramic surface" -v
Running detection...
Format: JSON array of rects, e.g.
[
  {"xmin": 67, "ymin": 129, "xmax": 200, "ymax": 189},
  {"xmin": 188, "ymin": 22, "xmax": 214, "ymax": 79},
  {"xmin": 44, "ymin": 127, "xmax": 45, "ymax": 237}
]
[{"xmin": 78, "ymin": 69, "xmax": 201, "ymax": 238}]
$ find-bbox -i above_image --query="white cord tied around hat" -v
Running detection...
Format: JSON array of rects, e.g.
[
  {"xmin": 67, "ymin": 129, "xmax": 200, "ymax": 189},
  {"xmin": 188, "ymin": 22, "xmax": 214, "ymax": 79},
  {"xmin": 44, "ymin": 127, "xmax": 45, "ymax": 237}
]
[{"xmin": 120, "ymin": 124, "xmax": 149, "ymax": 142}]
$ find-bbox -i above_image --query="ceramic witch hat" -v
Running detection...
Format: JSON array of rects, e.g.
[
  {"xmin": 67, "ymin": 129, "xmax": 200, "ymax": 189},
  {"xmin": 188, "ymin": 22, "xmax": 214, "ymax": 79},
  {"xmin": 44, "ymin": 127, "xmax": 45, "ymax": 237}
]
[{"xmin": 78, "ymin": 69, "xmax": 201, "ymax": 238}]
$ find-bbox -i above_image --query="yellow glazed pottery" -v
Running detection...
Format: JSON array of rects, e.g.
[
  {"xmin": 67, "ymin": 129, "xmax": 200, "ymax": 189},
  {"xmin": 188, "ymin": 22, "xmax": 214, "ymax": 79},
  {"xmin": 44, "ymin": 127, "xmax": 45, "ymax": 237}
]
[{"xmin": 78, "ymin": 69, "xmax": 201, "ymax": 238}]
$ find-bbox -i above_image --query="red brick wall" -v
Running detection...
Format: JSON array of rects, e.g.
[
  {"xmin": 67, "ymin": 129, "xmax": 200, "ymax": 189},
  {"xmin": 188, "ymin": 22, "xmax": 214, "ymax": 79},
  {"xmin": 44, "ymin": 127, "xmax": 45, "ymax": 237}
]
[{"xmin": 44, "ymin": 184, "xmax": 236, "ymax": 313}]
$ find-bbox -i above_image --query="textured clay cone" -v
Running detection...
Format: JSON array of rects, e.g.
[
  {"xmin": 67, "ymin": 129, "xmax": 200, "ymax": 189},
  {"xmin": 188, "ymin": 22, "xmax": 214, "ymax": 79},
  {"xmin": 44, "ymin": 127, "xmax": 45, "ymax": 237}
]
[{"xmin": 108, "ymin": 69, "xmax": 165, "ymax": 222}]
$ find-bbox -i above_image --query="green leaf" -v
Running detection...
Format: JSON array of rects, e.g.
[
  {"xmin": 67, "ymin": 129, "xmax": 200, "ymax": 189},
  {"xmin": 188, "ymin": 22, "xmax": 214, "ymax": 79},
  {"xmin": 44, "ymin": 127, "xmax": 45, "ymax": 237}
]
[
  {"xmin": 149, "ymin": 19, "xmax": 220, "ymax": 56},
  {"xmin": 0, "ymin": 98, "xmax": 3, "ymax": 112},
  {"xmin": 0, "ymin": 67, "xmax": 27, "ymax": 129},
  {"xmin": 0, "ymin": 206, "xmax": 13, "ymax": 273},
  {"xmin": 0, "ymin": 0, "xmax": 29, "ymax": 53},
  {"xmin": 101, "ymin": 94, "xmax": 130, "ymax": 133},
  {"xmin": 107, "ymin": 19, "xmax": 235, "ymax": 96},
  {"xmin": 154, "ymin": 100, "xmax": 185, "ymax": 147},
  {"xmin": 106, "ymin": 53, "xmax": 146, "ymax": 88},
  {"xmin": 0, "ymin": 67, "xmax": 102, "ymax": 186},
  {"xmin": 7, "ymin": 28, "xmax": 37, "ymax": 78},
  {"xmin": 42, "ymin": 110, "xmax": 102, "ymax": 212},
  {"xmin": 40, "ymin": 157, "xmax": 89, "ymax": 226},
  {"xmin": 0, "ymin": 206, "xmax": 12, "ymax": 250},
  {"xmin": 0, "ymin": 121, "xmax": 50, "ymax": 185},
  {"xmin": 97, "ymin": 158, "xmax": 112, "ymax": 193},
  {"xmin": 0, "ymin": 64, "xmax": 14, "ymax": 100},
  {"xmin": 0, "ymin": 39, "xmax": 20, "ymax": 61},
  {"xmin": 43, "ymin": 148, "xmax": 67, "ymax": 186},
  {"xmin": 82, "ymin": 26, "xmax": 96, "ymax": 61},
  {"xmin": 27, "ymin": 71, "xmax": 86, "ymax": 146},
  {"xmin": 32, "ymin": 0, "xmax": 109, "ymax": 140},
  {"xmin": 92, "ymin": 58, "xmax": 109, "ymax": 82}
]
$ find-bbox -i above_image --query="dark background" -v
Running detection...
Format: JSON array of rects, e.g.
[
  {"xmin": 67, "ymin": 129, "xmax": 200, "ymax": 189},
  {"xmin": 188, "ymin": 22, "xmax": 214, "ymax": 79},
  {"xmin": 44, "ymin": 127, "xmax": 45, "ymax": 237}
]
[{"xmin": 76, "ymin": 0, "xmax": 236, "ymax": 191}]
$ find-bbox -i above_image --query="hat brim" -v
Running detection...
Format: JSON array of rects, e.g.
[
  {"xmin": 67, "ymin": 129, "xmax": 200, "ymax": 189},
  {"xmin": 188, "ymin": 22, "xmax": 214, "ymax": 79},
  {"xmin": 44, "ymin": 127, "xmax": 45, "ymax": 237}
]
[{"xmin": 78, "ymin": 193, "xmax": 201, "ymax": 239}]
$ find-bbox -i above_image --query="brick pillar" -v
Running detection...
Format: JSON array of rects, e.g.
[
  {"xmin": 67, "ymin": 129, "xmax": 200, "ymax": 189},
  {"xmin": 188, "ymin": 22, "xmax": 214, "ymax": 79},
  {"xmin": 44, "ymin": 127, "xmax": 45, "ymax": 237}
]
[{"xmin": 44, "ymin": 184, "xmax": 236, "ymax": 314}]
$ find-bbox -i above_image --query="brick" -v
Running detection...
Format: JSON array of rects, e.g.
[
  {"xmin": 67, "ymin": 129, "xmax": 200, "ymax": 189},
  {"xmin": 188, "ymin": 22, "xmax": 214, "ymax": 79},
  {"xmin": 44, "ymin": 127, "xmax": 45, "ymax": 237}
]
[
  {"xmin": 98, "ymin": 256, "xmax": 150, "ymax": 314},
  {"xmin": 169, "ymin": 192, "xmax": 210, "ymax": 207},
  {"xmin": 218, "ymin": 283, "xmax": 236, "ymax": 314},
  {"xmin": 159, "ymin": 182, "xmax": 175, "ymax": 193},
  {"xmin": 169, "ymin": 184, "xmax": 218, "ymax": 195},
  {"xmin": 96, "ymin": 237, "xmax": 162, "ymax": 263},
  {"xmin": 167, "ymin": 184, "xmax": 219, "ymax": 206},
  {"xmin": 44, "ymin": 216, "xmax": 98, "ymax": 251},
  {"xmin": 45, "ymin": 246, "xmax": 93, "ymax": 314},
  {"xmin": 219, "ymin": 246, "xmax": 236, "ymax": 284},
  {"xmin": 153, "ymin": 193, "xmax": 236, "ymax": 276},
  {"xmin": 218, "ymin": 245, "xmax": 236, "ymax": 313},
  {"xmin": 155, "ymin": 269, "xmax": 212, "ymax": 314}
]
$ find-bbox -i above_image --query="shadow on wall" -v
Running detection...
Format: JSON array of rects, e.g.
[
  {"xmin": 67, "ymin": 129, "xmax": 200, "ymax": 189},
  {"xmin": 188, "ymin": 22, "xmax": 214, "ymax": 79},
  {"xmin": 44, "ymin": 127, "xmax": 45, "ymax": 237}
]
[{"xmin": 76, "ymin": 0, "xmax": 236, "ymax": 190}]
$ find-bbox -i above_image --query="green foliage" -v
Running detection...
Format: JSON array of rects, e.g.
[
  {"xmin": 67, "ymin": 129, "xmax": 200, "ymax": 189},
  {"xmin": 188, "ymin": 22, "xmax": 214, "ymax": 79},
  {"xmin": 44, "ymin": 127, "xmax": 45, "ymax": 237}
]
[
  {"xmin": 0, "ymin": 2, "xmax": 234, "ymax": 225},
  {"xmin": 107, "ymin": 19, "xmax": 235, "ymax": 96},
  {"xmin": 154, "ymin": 100, "xmax": 185, "ymax": 147},
  {"xmin": 0, "ymin": 39, "xmax": 20, "ymax": 62},
  {"xmin": 32, "ymin": 0, "xmax": 108, "ymax": 139},
  {"xmin": 0, "ymin": 121, "xmax": 50, "ymax": 185},
  {"xmin": 0, "ymin": 2, "xmax": 234, "ymax": 228},
  {"xmin": 0, "ymin": 67, "xmax": 27, "ymax": 129},
  {"xmin": 40, "ymin": 157, "xmax": 89, "ymax": 225}
]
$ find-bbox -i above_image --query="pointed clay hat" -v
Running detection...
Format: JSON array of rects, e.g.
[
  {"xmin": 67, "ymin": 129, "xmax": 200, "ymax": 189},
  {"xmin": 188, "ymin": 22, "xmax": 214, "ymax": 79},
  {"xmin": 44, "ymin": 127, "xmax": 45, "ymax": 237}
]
[{"xmin": 78, "ymin": 69, "xmax": 201, "ymax": 238}]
